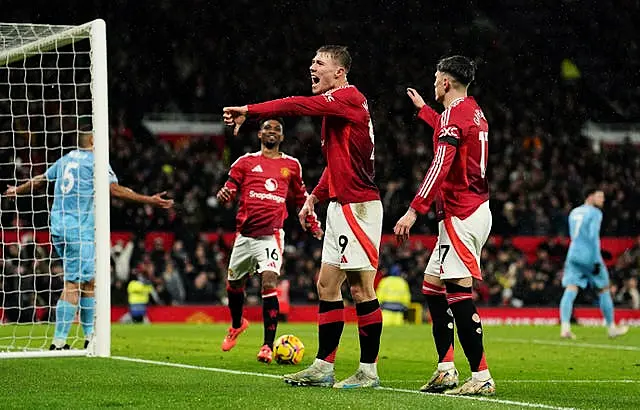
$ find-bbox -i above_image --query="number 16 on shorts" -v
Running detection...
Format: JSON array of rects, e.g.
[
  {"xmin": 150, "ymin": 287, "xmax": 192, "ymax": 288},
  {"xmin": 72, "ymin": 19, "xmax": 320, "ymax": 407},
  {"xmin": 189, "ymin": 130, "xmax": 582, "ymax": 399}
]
[
  {"xmin": 256, "ymin": 231, "xmax": 284, "ymax": 274},
  {"xmin": 227, "ymin": 230, "xmax": 284, "ymax": 280}
]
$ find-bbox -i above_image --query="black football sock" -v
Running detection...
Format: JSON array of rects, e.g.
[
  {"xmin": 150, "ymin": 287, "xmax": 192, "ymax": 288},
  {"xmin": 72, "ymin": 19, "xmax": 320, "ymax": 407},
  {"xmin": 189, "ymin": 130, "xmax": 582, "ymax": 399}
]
[
  {"xmin": 446, "ymin": 282, "xmax": 488, "ymax": 372},
  {"xmin": 227, "ymin": 284, "xmax": 245, "ymax": 329},
  {"xmin": 356, "ymin": 299, "xmax": 383, "ymax": 364},
  {"xmin": 261, "ymin": 288, "xmax": 279, "ymax": 348},
  {"xmin": 316, "ymin": 300, "xmax": 344, "ymax": 363},
  {"xmin": 423, "ymin": 281, "xmax": 454, "ymax": 364}
]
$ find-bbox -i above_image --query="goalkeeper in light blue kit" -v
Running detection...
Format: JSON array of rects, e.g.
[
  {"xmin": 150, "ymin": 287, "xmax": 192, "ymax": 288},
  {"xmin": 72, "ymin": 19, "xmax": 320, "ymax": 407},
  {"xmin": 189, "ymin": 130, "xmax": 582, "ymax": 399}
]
[
  {"xmin": 5, "ymin": 129, "xmax": 173, "ymax": 350},
  {"xmin": 559, "ymin": 188, "xmax": 628, "ymax": 339}
]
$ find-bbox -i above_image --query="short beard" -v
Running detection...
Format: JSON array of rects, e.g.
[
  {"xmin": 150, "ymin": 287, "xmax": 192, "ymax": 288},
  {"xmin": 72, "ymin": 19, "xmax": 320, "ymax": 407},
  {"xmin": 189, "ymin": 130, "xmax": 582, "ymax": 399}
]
[{"xmin": 263, "ymin": 141, "xmax": 278, "ymax": 149}]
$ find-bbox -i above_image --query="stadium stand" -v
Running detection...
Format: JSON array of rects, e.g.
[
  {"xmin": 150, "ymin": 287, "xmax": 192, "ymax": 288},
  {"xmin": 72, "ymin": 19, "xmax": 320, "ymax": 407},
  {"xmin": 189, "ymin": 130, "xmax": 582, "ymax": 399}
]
[{"xmin": 1, "ymin": 0, "xmax": 638, "ymax": 308}]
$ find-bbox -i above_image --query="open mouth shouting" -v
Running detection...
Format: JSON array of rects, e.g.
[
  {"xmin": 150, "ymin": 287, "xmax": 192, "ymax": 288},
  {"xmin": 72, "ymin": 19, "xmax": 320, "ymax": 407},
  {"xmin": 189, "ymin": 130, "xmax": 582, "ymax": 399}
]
[{"xmin": 311, "ymin": 74, "xmax": 321, "ymax": 91}]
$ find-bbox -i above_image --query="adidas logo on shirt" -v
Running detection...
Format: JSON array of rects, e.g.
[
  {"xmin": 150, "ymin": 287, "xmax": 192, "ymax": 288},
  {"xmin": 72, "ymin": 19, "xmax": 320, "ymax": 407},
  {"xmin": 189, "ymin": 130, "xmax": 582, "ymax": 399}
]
[{"xmin": 251, "ymin": 165, "xmax": 264, "ymax": 173}]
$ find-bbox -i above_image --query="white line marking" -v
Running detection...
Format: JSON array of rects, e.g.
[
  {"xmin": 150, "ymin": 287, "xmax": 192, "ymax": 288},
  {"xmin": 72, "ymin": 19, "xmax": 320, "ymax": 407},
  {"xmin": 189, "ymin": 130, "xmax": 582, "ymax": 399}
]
[
  {"xmin": 376, "ymin": 386, "xmax": 576, "ymax": 410},
  {"xmin": 111, "ymin": 356, "xmax": 576, "ymax": 410},
  {"xmin": 492, "ymin": 337, "xmax": 640, "ymax": 351},
  {"xmin": 384, "ymin": 379, "xmax": 637, "ymax": 384},
  {"xmin": 112, "ymin": 356, "xmax": 281, "ymax": 379},
  {"xmin": 498, "ymin": 380, "xmax": 638, "ymax": 384}
]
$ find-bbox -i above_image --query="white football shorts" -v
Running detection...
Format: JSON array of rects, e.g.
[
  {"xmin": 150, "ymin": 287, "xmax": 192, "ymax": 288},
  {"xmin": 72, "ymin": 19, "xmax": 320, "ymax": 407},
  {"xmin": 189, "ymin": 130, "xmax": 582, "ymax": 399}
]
[
  {"xmin": 424, "ymin": 201, "xmax": 492, "ymax": 280},
  {"xmin": 227, "ymin": 229, "xmax": 285, "ymax": 280},
  {"xmin": 321, "ymin": 200, "xmax": 383, "ymax": 271}
]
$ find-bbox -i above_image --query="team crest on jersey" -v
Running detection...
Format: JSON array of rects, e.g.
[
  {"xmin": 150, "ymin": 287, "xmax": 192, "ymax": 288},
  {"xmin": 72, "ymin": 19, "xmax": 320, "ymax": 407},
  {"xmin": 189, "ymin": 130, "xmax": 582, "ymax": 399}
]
[
  {"xmin": 280, "ymin": 167, "xmax": 290, "ymax": 179},
  {"xmin": 264, "ymin": 178, "xmax": 278, "ymax": 192}
]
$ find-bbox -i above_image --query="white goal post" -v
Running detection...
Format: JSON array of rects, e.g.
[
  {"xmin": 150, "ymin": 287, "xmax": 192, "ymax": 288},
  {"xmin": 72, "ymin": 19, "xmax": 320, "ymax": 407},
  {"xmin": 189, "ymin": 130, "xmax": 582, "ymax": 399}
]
[{"xmin": 0, "ymin": 20, "xmax": 110, "ymax": 358}]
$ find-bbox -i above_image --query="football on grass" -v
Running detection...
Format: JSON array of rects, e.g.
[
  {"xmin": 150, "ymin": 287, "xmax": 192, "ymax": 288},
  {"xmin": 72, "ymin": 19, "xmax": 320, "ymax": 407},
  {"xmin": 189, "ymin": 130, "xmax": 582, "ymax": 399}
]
[{"xmin": 273, "ymin": 334, "xmax": 304, "ymax": 364}]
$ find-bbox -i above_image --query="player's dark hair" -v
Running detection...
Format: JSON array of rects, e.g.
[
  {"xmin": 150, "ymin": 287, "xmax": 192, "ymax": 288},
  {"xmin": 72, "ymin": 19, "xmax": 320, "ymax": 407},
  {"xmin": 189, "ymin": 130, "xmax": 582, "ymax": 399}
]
[
  {"xmin": 583, "ymin": 187, "xmax": 600, "ymax": 199},
  {"xmin": 259, "ymin": 117, "xmax": 285, "ymax": 130},
  {"xmin": 437, "ymin": 55, "xmax": 476, "ymax": 86},
  {"xmin": 317, "ymin": 45, "xmax": 351, "ymax": 73},
  {"xmin": 77, "ymin": 125, "xmax": 93, "ymax": 148}
]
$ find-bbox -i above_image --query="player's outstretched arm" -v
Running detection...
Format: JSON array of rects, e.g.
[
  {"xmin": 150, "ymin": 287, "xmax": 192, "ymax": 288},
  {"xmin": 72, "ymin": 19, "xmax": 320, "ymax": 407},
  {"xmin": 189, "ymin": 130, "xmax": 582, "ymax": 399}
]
[
  {"xmin": 110, "ymin": 183, "xmax": 174, "ymax": 208},
  {"xmin": 222, "ymin": 106, "xmax": 248, "ymax": 136},
  {"xmin": 223, "ymin": 92, "xmax": 361, "ymax": 135},
  {"xmin": 3, "ymin": 174, "xmax": 47, "ymax": 197},
  {"xmin": 247, "ymin": 94, "xmax": 360, "ymax": 120}
]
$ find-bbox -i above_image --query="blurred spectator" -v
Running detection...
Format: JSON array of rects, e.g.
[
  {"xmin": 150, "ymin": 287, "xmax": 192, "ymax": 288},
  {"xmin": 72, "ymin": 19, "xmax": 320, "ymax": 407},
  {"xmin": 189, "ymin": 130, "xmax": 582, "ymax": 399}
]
[
  {"xmin": 120, "ymin": 270, "xmax": 161, "ymax": 324},
  {"xmin": 1, "ymin": 1, "xmax": 639, "ymax": 309},
  {"xmin": 162, "ymin": 259, "xmax": 186, "ymax": 305},
  {"xmin": 188, "ymin": 271, "xmax": 217, "ymax": 303},
  {"xmin": 376, "ymin": 265, "xmax": 411, "ymax": 326},
  {"xmin": 111, "ymin": 239, "xmax": 134, "ymax": 282}
]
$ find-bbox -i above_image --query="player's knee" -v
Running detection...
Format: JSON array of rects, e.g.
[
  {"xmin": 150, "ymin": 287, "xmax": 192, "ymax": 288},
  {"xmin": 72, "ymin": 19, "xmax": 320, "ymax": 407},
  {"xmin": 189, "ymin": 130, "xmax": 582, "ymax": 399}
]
[
  {"xmin": 349, "ymin": 284, "xmax": 364, "ymax": 301},
  {"xmin": 62, "ymin": 290, "xmax": 80, "ymax": 305},
  {"xmin": 349, "ymin": 283, "xmax": 376, "ymax": 303},
  {"xmin": 261, "ymin": 271, "xmax": 278, "ymax": 290},
  {"xmin": 62, "ymin": 282, "xmax": 81, "ymax": 304},
  {"xmin": 80, "ymin": 281, "xmax": 95, "ymax": 297},
  {"xmin": 316, "ymin": 277, "xmax": 340, "ymax": 299}
]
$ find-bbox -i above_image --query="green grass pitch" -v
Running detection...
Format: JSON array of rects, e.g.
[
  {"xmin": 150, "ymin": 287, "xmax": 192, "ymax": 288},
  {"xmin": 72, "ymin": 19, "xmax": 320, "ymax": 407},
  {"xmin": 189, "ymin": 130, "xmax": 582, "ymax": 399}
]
[{"xmin": 1, "ymin": 323, "xmax": 639, "ymax": 409}]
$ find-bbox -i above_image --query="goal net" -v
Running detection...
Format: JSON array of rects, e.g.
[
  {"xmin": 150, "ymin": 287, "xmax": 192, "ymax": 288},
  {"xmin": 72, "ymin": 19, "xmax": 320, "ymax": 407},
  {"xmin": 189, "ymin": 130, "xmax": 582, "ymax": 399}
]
[{"xmin": 0, "ymin": 20, "xmax": 110, "ymax": 358}]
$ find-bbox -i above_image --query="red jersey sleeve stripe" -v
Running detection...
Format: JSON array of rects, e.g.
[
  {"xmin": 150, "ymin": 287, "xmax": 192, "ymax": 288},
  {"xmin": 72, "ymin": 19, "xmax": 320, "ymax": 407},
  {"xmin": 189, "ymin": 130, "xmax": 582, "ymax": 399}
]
[
  {"xmin": 417, "ymin": 145, "xmax": 445, "ymax": 197},
  {"xmin": 341, "ymin": 204, "xmax": 379, "ymax": 269},
  {"xmin": 417, "ymin": 145, "xmax": 446, "ymax": 198},
  {"xmin": 443, "ymin": 218, "xmax": 482, "ymax": 280}
]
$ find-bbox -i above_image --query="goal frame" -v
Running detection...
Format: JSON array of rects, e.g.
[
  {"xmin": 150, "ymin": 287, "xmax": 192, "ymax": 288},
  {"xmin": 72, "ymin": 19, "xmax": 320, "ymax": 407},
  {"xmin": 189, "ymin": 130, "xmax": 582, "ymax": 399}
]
[{"xmin": 0, "ymin": 19, "xmax": 110, "ymax": 359}]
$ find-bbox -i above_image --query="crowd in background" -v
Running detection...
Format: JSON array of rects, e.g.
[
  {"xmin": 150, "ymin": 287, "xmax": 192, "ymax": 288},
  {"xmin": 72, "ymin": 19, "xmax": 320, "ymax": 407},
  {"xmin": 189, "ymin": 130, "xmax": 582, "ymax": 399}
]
[{"xmin": 2, "ymin": 0, "xmax": 640, "ymax": 314}]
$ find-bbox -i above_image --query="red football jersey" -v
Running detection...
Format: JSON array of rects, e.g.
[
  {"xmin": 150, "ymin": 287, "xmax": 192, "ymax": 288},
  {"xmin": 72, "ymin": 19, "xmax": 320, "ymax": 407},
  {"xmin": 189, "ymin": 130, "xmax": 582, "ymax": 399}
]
[
  {"xmin": 410, "ymin": 96, "xmax": 489, "ymax": 220},
  {"xmin": 224, "ymin": 152, "xmax": 308, "ymax": 237},
  {"xmin": 247, "ymin": 85, "xmax": 380, "ymax": 205}
]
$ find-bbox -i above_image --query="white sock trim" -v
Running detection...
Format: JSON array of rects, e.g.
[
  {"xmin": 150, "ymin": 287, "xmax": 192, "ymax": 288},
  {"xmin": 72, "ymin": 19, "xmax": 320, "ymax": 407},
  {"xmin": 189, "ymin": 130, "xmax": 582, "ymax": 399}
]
[
  {"xmin": 358, "ymin": 362, "xmax": 378, "ymax": 378},
  {"xmin": 313, "ymin": 358, "xmax": 334, "ymax": 371},
  {"xmin": 472, "ymin": 369, "xmax": 491, "ymax": 381},
  {"xmin": 437, "ymin": 361, "xmax": 455, "ymax": 371}
]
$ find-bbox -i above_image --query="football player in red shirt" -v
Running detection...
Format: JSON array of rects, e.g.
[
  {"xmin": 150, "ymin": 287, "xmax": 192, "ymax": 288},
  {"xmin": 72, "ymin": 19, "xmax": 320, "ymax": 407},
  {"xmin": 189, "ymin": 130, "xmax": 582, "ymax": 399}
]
[
  {"xmin": 394, "ymin": 56, "xmax": 495, "ymax": 396},
  {"xmin": 217, "ymin": 117, "xmax": 322, "ymax": 364},
  {"xmin": 223, "ymin": 46, "xmax": 383, "ymax": 388}
]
